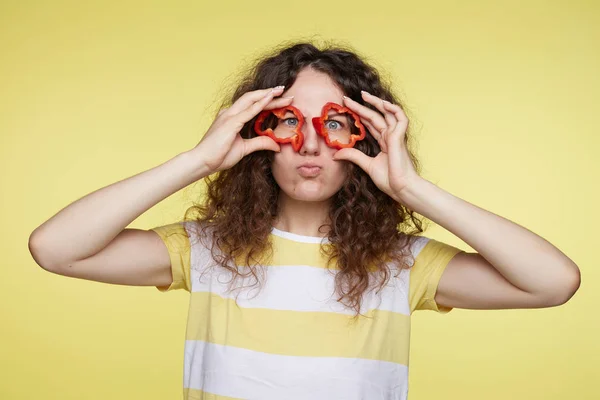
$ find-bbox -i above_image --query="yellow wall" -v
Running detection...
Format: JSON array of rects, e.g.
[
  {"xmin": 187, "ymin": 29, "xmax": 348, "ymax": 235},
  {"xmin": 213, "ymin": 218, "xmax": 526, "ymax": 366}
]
[{"xmin": 1, "ymin": 0, "xmax": 598, "ymax": 399}]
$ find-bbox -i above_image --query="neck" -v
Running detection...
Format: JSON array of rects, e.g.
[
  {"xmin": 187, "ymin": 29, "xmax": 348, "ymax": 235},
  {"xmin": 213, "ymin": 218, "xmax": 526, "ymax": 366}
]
[{"xmin": 274, "ymin": 192, "xmax": 331, "ymax": 238}]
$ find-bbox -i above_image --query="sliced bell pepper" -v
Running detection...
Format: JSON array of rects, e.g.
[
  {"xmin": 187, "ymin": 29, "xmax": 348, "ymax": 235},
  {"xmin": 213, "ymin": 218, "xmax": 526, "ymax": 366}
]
[
  {"xmin": 254, "ymin": 105, "xmax": 305, "ymax": 152},
  {"xmin": 311, "ymin": 102, "xmax": 366, "ymax": 149}
]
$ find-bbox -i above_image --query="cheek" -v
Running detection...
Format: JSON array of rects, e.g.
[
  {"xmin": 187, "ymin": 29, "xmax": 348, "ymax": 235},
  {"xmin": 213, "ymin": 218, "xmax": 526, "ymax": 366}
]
[
  {"xmin": 328, "ymin": 161, "xmax": 349, "ymax": 188},
  {"xmin": 325, "ymin": 149, "xmax": 349, "ymax": 185},
  {"xmin": 270, "ymin": 154, "xmax": 292, "ymax": 184}
]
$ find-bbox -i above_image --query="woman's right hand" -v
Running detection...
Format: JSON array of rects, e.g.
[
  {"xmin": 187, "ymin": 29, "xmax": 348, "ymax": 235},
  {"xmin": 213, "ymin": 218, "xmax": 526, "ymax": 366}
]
[{"xmin": 190, "ymin": 86, "xmax": 292, "ymax": 175}]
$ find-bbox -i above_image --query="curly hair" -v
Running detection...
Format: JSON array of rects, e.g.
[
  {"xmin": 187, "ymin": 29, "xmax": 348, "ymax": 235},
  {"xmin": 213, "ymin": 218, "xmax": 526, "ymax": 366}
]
[{"xmin": 183, "ymin": 40, "xmax": 428, "ymax": 317}]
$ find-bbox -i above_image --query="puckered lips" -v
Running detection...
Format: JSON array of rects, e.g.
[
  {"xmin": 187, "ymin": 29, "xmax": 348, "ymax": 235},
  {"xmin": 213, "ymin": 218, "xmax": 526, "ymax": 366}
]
[{"xmin": 297, "ymin": 162, "xmax": 322, "ymax": 177}]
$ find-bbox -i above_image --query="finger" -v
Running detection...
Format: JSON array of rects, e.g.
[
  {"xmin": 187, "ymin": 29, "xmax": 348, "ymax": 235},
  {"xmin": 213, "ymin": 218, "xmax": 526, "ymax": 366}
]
[
  {"xmin": 263, "ymin": 95, "xmax": 294, "ymax": 110},
  {"xmin": 332, "ymin": 147, "xmax": 374, "ymax": 174},
  {"xmin": 360, "ymin": 119, "xmax": 380, "ymax": 141},
  {"xmin": 382, "ymin": 100, "xmax": 409, "ymax": 137},
  {"xmin": 361, "ymin": 91, "xmax": 397, "ymax": 131},
  {"xmin": 243, "ymin": 136, "xmax": 281, "ymax": 155},
  {"xmin": 387, "ymin": 127, "xmax": 404, "ymax": 182},
  {"xmin": 342, "ymin": 96, "xmax": 388, "ymax": 135},
  {"xmin": 228, "ymin": 86, "xmax": 285, "ymax": 115},
  {"xmin": 343, "ymin": 97, "xmax": 388, "ymax": 153},
  {"xmin": 236, "ymin": 89, "xmax": 283, "ymax": 123},
  {"xmin": 362, "ymin": 119, "xmax": 388, "ymax": 153},
  {"xmin": 382, "ymin": 102, "xmax": 409, "ymax": 178},
  {"xmin": 382, "ymin": 101, "xmax": 409, "ymax": 158}
]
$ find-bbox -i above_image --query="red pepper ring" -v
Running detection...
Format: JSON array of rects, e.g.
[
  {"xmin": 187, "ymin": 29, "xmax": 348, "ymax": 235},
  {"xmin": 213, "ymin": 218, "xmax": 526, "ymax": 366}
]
[
  {"xmin": 311, "ymin": 102, "xmax": 366, "ymax": 149},
  {"xmin": 253, "ymin": 105, "xmax": 305, "ymax": 152}
]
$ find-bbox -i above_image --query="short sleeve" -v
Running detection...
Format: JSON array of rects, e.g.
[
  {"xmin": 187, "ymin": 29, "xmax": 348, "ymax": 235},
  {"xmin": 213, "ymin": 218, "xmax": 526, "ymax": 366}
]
[
  {"xmin": 151, "ymin": 222, "xmax": 191, "ymax": 292},
  {"xmin": 409, "ymin": 238, "xmax": 463, "ymax": 314}
]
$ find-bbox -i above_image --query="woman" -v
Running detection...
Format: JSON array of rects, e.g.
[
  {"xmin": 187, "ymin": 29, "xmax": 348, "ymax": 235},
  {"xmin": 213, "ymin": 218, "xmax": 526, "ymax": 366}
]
[{"xmin": 28, "ymin": 42, "xmax": 581, "ymax": 399}]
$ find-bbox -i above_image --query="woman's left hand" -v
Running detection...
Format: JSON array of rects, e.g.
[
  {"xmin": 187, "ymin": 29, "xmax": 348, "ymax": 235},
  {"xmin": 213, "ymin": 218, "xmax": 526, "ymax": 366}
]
[{"xmin": 333, "ymin": 91, "xmax": 422, "ymax": 202}]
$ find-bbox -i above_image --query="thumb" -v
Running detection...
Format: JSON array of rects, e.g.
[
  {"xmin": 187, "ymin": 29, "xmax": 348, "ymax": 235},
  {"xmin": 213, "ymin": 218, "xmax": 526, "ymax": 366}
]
[
  {"xmin": 333, "ymin": 148, "xmax": 372, "ymax": 172},
  {"xmin": 243, "ymin": 136, "xmax": 281, "ymax": 156}
]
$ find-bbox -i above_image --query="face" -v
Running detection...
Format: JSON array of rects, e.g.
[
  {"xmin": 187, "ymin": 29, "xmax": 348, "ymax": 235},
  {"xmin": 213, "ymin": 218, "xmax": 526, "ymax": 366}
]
[{"xmin": 271, "ymin": 67, "xmax": 349, "ymax": 202}]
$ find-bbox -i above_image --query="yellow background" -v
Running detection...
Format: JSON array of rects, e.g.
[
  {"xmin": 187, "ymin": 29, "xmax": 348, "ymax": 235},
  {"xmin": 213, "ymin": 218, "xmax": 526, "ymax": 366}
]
[{"xmin": 1, "ymin": 0, "xmax": 598, "ymax": 399}]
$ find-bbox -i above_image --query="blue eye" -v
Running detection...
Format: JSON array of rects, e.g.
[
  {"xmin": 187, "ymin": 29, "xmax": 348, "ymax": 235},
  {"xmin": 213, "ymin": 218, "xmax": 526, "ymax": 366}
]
[
  {"xmin": 282, "ymin": 117, "xmax": 298, "ymax": 127},
  {"xmin": 325, "ymin": 120, "xmax": 342, "ymax": 130}
]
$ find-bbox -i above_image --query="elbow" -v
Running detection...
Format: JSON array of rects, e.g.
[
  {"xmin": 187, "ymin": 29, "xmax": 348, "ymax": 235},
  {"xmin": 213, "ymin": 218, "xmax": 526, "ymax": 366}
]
[
  {"xmin": 546, "ymin": 265, "xmax": 581, "ymax": 306},
  {"xmin": 562, "ymin": 266, "xmax": 581, "ymax": 303},
  {"xmin": 28, "ymin": 231, "xmax": 60, "ymax": 272}
]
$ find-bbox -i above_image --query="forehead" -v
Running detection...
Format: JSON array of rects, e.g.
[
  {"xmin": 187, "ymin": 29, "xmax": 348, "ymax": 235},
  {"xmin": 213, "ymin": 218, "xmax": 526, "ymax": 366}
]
[{"xmin": 284, "ymin": 68, "xmax": 344, "ymax": 111}]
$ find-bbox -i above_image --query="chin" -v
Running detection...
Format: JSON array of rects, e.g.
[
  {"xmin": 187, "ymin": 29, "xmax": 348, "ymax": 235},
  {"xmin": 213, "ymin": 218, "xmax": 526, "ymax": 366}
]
[
  {"xmin": 283, "ymin": 181, "xmax": 342, "ymax": 202},
  {"xmin": 290, "ymin": 191, "xmax": 332, "ymax": 202}
]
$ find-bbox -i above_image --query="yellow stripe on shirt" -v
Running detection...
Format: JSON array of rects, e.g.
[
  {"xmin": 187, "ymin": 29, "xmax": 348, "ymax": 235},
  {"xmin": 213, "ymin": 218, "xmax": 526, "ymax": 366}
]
[{"xmin": 185, "ymin": 291, "xmax": 411, "ymax": 365}]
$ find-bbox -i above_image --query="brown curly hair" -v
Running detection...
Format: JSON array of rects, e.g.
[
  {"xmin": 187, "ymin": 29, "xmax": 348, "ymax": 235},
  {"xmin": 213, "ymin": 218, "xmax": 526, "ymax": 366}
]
[{"xmin": 183, "ymin": 40, "xmax": 428, "ymax": 317}]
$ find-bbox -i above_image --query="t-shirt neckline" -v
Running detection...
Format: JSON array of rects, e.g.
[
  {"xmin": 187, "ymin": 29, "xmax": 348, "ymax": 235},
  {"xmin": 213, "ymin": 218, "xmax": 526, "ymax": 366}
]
[{"xmin": 271, "ymin": 227, "xmax": 331, "ymax": 244}]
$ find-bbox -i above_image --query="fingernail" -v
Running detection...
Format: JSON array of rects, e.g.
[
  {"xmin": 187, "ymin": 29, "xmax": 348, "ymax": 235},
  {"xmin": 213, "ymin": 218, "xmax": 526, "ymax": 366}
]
[
  {"xmin": 283, "ymin": 95, "xmax": 294, "ymax": 99},
  {"xmin": 342, "ymin": 95, "xmax": 350, "ymax": 101},
  {"xmin": 361, "ymin": 90, "xmax": 370, "ymax": 96},
  {"xmin": 274, "ymin": 85, "xmax": 285, "ymax": 90}
]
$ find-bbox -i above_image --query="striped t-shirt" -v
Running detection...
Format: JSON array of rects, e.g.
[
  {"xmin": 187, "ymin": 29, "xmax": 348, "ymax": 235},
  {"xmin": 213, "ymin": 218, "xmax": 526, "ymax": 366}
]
[{"xmin": 152, "ymin": 220, "xmax": 463, "ymax": 400}]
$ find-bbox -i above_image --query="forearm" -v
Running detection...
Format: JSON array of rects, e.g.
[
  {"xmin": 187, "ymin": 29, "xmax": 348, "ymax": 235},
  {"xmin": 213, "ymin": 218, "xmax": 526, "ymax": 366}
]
[
  {"xmin": 395, "ymin": 178, "xmax": 580, "ymax": 296},
  {"xmin": 29, "ymin": 150, "xmax": 210, "ymax": 268}
]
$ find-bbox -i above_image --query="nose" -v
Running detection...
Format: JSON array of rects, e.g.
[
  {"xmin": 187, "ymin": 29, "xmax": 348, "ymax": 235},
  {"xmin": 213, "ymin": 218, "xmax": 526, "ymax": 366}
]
[{"xmin": 299, "ymin": 117, "xmax": 321, "ymax": 156}]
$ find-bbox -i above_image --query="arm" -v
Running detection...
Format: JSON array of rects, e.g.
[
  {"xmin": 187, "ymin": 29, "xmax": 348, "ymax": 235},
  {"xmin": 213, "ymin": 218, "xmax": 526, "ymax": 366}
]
[
  {"xmin": 334, "ymin": 92, "xmax": 580, "ymax": 310},
  {"xmin": 28, "ymin": 87, "xmax": 290, "ymax": 286},
  {"xmin": 28, "ymin": 150, "xmax": 210, "ymax": 284},
  {"xmin": 398, "ymin": 178, "xmax": 581, "ymax": 309}
]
